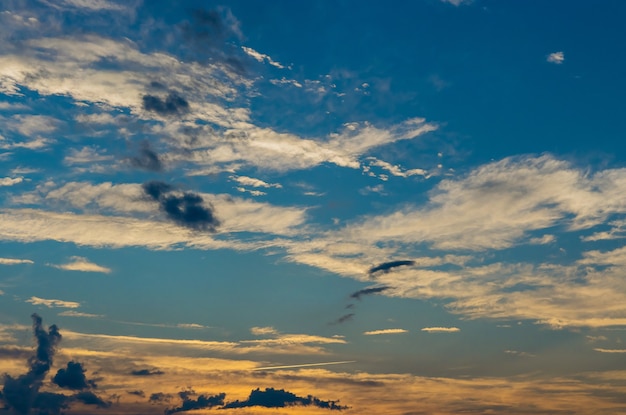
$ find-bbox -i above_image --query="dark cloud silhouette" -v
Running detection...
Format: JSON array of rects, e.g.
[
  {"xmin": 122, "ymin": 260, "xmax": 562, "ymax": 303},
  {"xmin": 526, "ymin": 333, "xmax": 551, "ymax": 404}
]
[
  {"xmin": 149, "ymin": 392, "xmax": 172, "ymax": 403},
  {"xmin": 142, "ymin": 180, "xmax": 220, "ymax": 231},
  {"xmin": 130, "ymin": 368, "xmax": 164, "ymax": 376},
  {"xmin": 330, "ymin": 313, "xmax": 354, "ymax": 325},
  {"xmin": 165, "ymin": 391, "xmax": 225, "ymax": 414},
  {"xmin": 350, "ymin": 286, "xmax": 391, "ymax": 300},
  {"xmin": 73, "ymin": 391, "xmax": 110, "ymax": 408},
  {"xmin": 1, "ymin": 313, "xmax": 62, "ymax": 415},
  {"xmin": 127, "ymin": 390, "xmax": 145, "ymax": 397},
  {"xmin": 142, "ymin": 92, "xmax": 190, "ymax": 117},
  {"xmin": 32, "ymin": 392, "xmax": 68, "ymax": 415},
  {"xmin": 129, "ymin": 141, "xmax": 164, "ymax": 172},
  {"xmin": 53, "ymin": 361, "xmax": 96, "ymax": 390},
  {"xmin": 368, "ymin": 260, "xmax": 415, "ymax": 275},
  {"xmin": 223, "ymin": 388, "xmax": 347, "ymax": 410},
  {"xmin": 1, "ymin": 315, "xmax": 110, "ymax": 415}
]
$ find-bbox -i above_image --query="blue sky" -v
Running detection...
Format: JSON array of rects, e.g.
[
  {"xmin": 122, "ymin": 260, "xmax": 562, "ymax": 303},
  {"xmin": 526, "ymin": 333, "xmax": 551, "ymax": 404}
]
[{"xmin": 2, "ymin": 1, "xmax": 626, "ymax": 413}]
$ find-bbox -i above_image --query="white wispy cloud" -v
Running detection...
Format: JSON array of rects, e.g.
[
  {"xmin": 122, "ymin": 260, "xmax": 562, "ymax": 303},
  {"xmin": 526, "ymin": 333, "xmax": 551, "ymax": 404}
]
[
  {"xmin": 363, "ymin": 328, "xmax": 408, "ymax": 335},
  {"xmin": 58, "ymin": 310, "xmax": 104, "ymax": 318},
  {"xmin": 528, "ymin": 234, "xmax": 555, "ymax": 245},
  {"xmin": 26, "ymin": 296, "xmax": 80, "ymax": 308},
  {"xmin": 49, "ymin": 256, "xmax": 112, "ymax": 273},
  {"xmin": 594, "ymin": 348, "xmax": 626, "ymax": 353},
  {"xmin": 242, "ymin": 46, "xmax": 285, "ymax": 69},
  {"xmin": 230, "ymin": 175, "xmax": 282, "ymax": 189},
  {"xmin": 0, "ymin": 257, "xmax": 33, "ymax": 265},
  {"xmin": 421, "ymin": 327, "xmax": 460, "ymax": 333},
  {"xmin": 251, "ymin": 326, "xmax": 280, "ymax": 336},
  {"xmin": 547, "ymin": 51, "xmax": 565, "ymax": 64}
]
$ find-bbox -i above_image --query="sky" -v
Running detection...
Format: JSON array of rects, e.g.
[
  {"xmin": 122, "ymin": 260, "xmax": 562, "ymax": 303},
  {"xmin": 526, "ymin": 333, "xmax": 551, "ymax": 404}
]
[{"xmin": 1, "ymin": 0, "xmax": 626, "ymax": 414}]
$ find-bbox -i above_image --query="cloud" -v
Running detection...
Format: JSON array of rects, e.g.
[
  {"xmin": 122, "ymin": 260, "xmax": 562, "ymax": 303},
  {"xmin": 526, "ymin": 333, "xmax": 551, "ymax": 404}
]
[
  {"xmin": 528, "ymin": 234, "xmax": 555, "ymax": 245},
  {"xmin": 350, "ymin": 286, "xmax": 392, "ymax": 300},
  {"xmin": 53, "ymin": 361, "xmax": 97, "ymax": 390},
  {"xmin": 128, "ymin": 141, "xmax": 164, "ymax": 171},
  {"xmin": 54, "ymin": 0, "xmax": 126, "ymax": 11},
  {"xmin": 251, "ymin": 326, "xmax": 279, "ymax": 336},
  {"xmin": 242, "ymin": 46, "xmax": 285, "ymax": 68},
  {"xmin": 252, "ymin": 361, "xmax": 356, "ymax": 371},
  {"xmin": 130, "ymin": 368, "xmax": 164, "ymax": 376},
  {"xmin": 363, "ymin": 329, "xmax": 408, "ymax": 336},
  {"xmin": 58, "ymin": 311, "xmax": 103, "ymax": 318},
  {"xmin": 0, "ymin": 257, "xmax": 33, "ymax": 265},
  {"xmin": 64, "ymin": 146, "xmax": 114, "ymax": 165},
  {"xmin": 72, "ymin": 391, "xmax": 110, "ymax": 408},
  {"xmin": 142, "ymin": 181, "xmax": 220, "ymax": 232},
  {"xmin": 440, "ymin": 0, "xmax": 472, "ymax": 5},
  {"xmin": 166, "ymin": 391, "xmax": 225, "ymax": 414},
  {"xmin": 594, "ymin": 348, "xmax": 626, "ymax": 353},
  {"xmin": 48, "ymin": 256, "xmax": 111, "ymax": 273},
  {"xmin": 0, "ymin": 176, "xmax": 23, "ymax": 186},
  {"xmin": 331, "ymin": 313, "xmax": 354, "ymax": 325},
  {"xmin": 547, "ymin": 51, "xmax": 565, "ymax": 64},
  {"xmin": 142, "ymin": 92, "xmax": 190, "ymax": 117},
  {"xmin": 368, "ymin": 260, "xmax": 415, "ymax": 275},
  {"xmin": 26, "ymin": 297, "xmax": 81, "ymax": 309},
  {"xmin": 421, "ymin": 327, "xmax": 460, "ymax": 333},
  {"xmin": 223, "ymin": 388, "xmax": 347, "ymax": 410},
  {"xmin": 230, "ymin": 175, "xmax": 282, "ymax": 188},
  {"xmin": 1, "ymin": 314, "xmax": 62, "ymax": 415}
]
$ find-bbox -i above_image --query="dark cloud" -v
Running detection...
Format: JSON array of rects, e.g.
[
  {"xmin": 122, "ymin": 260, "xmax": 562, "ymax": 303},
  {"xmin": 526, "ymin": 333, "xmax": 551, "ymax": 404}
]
[
  {"xmin": 1, "ymin": 313, "xmax": 62, "ymax": 415},
  {"xmin": 142, "ymin": 92, "xmax": 190, "ymax": 117},
  {"xmin": 142, "ymin": 180, "xmax": 220, "ymax": 231},
  {"xmin": 149, "ymin": 392, "xmax": 172, "ymax": 403},
  {"xmin": 129, "ymin": 141, "xmax": 164, "ymax": 172},
  {"xmin": 53, "ymin": 361, "xmax": 96, "ymax": 390},
  {"xmin": 350, "ymin": 286, "xmax": 391, "ymax": 300},
  {"xmin": 127, "ymin": 390, "xmax": 145, "ymax": 397},
  {"xmin": 165, "ymin": 391, "xmax": 225, "ymax": 414},
  {"xmin": 368, "ymin": 260, "xmax": 415, "ymax": 275},
  {"xmin": 130, "ymin": 368, "xmax": 164, "ymax": 376},
  {"xmin": 1, "ymin": 315, "xmax": 109, "ymax": 415},
  {"xmin": 223, "ymin": 388, "xmax": 347, "ymax": 410},
  {"xmin": 73, "ymin": 391, "xmax": 110, "ymax": 408},
  {"xmin": 32, "ymin": 392, "xmax": 69, "ymax": 415},
  {"xmin": 179, "ymin": 8, "xmax": 244, "ymax": 71},
  {"xmin": 330, "ymin": 313, "xmax": 354, "ymax": 325}
]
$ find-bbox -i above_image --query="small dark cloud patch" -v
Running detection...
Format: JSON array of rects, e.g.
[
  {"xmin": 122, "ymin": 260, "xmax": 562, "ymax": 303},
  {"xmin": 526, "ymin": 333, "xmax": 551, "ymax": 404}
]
[
  {"xmin": 73, "ymin": 391, "xmax": 110, "ymax": 408},
  {"xmin": 53, "ymin": 361, "xmax": 96, "ymax": 390},
  {"xmin": 165, "ymin": 391, "xmax": 226, "ymax": 414},
  {"xmin": 129, "ymin": 141, "xmax": 164, "ymax": 172},
  {"xmin": 149, "ymin": 392, "xmax": 172, "ymax": 403},
  {"xmin": 142, "ymin": 92, "xmax": 190, "ymax": 117},
  {"xmin": 330, "ymin": 313, "xmax": 354, "ymax": 325},
  {"xmin": 131, "ymin": 368, "xmax": 164, "ymax": 376},
  {"xmin": 223, "ymin": 388, "xmax": 347, "ymax": 410},
  {"xmin": 368, "ymin": 260, "xmax": 415, "ymax": 275},
  {"xmin": 127, "ymin": 390, "xmax": 145, "ymax": 397},
  {"xmin": 350, "ymin": 286, "xmax": 391, "ymax": 301},
  {"xmin": 142, "ymin": 180, "xmax": 220, "ymax": 232}
]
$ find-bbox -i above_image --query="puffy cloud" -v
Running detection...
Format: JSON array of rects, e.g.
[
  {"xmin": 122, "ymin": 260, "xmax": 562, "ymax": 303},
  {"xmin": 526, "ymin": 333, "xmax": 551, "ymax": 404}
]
[{"xmin": 547, "ymin": 51, "xmax": 565, "ymax": 64}]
